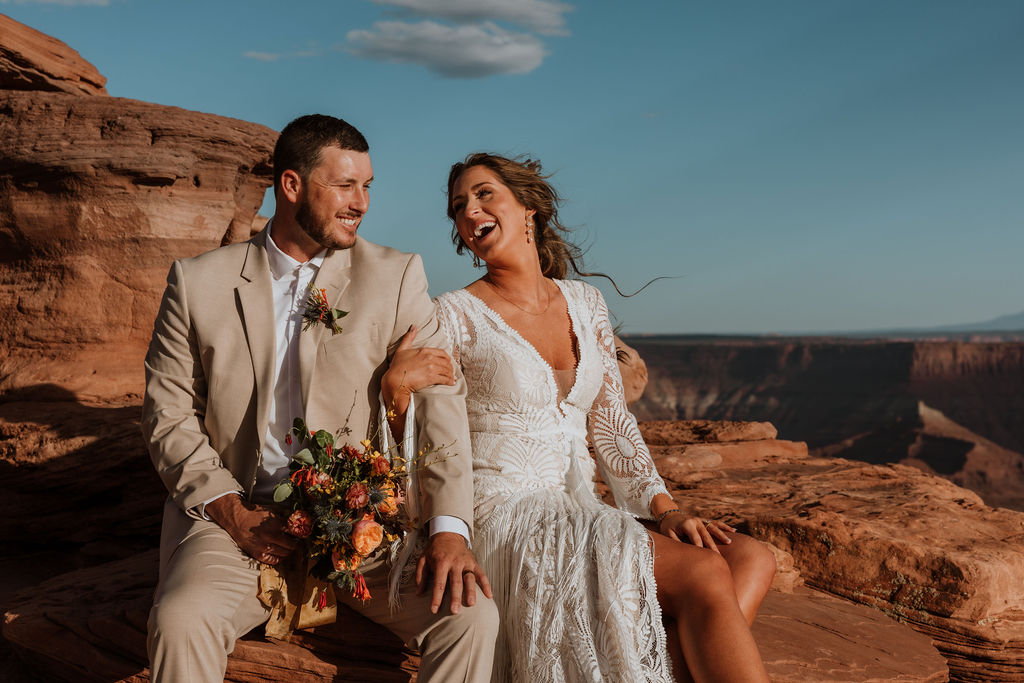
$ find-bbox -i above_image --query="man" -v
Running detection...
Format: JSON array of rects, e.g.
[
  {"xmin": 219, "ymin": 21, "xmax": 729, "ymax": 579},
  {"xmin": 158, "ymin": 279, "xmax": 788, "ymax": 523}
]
[{"xmin": 142, "ymin": 114, "xmax": 498, "ymax": 682}]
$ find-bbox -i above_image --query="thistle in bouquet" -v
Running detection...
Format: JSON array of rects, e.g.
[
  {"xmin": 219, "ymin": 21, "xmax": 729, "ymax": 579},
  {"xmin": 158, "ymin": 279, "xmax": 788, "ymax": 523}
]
[{"xmin": 273, "ymin": 417, "xmax": 408, "ymax": 602}]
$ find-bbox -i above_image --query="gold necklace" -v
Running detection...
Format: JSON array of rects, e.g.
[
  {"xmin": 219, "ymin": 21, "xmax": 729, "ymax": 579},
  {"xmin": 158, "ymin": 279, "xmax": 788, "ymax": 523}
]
[{"xmin": 484, "ymin": 278, "xmax": 553, "ymax": 316}]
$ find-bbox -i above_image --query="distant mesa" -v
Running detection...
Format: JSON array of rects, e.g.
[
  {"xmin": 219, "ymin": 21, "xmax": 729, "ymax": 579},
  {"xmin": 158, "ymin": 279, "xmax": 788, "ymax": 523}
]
[
  {"xmin": 801, "ymin": 308, "xmax": 1024, "ymax": 340},
  {"xmin": 938, "ymin": 308, "xmax": 1024, "ymax": 333}
]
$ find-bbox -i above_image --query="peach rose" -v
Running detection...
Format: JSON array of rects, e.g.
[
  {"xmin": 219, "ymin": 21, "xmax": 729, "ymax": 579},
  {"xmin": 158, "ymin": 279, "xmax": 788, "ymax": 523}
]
[
  {"xmin": 285, "ymin": 510, "xmax": 312, "ymax": 538},
  {"xmin": 331, "ymin": 547, "xmax": 362, "ymax": 572},
  {"xmin": 376, "ymin": 482, "xmax": 401, "ymax": 517},
  {"xmin": 352, "ymin": 518, "xmax": 384, "ymax": 556},
  {"xmin": 371, "ymin": 456, "xmax": 391, "ymax": 476},
  {"xmin": 314, "ymin": 471, "xmax": 333, "ymax": 489},
  {"xmin": 345, "ymin": 482, "xmax": 369, "ymax": 509}
]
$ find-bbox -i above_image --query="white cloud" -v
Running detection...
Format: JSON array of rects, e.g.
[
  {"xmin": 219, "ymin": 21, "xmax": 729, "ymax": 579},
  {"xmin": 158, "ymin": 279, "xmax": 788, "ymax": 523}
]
[
  {"xmin": 347, "ymin": 20, "xmax": 546, "ymax": 78},
  {"xmin": 243, "ymin": 46, "xmax": 324, "ymax": 62},
  {"xmin": 373, "ymin": 0, "xmax": 572, "ymax": 36},
  {"xmin": 243, "ymin": 51, "xmax": 281, "ymax": 62}
]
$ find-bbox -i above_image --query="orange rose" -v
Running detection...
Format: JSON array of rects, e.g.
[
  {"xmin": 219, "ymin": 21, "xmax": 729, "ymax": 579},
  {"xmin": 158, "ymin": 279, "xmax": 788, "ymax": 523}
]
[
  {"xmin": 371, "ymin": 455, "xmax": 391, "ymax": 476},
  {"xmin": 376, "ymin": 482, "xmax": 401, "ymax": 517},
  {"xmin": 352, "ymin": 518, "xmax": 384, "ymax": 556},
  {"xmin": 331, "ymin": 547, "xmax": 362, "ymax": 572}
]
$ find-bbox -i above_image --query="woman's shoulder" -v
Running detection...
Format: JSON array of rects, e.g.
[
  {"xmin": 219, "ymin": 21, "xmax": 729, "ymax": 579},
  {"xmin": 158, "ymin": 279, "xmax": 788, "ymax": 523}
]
[
  {"xmin": 557, "ymin": 278, "xmax": 605, "ymax": 313},
  {"xmin": 433, "ymin": 288, "xmax": 474, "ymax": 320},
  {"xmin": 434, "ymin": 287, "xmax": 468, "ymax": 307}
]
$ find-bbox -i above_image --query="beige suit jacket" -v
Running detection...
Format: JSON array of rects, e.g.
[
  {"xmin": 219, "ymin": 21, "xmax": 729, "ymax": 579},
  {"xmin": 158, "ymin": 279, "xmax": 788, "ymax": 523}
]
[{"xmin": 142, "ymin": 229, "xmax": 473, "ymax": 554}]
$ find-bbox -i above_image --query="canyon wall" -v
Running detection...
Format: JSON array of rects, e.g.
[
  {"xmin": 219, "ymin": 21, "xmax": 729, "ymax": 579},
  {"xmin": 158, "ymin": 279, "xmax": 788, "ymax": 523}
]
[{"xmin": 628, "ymin": 338, "xmax": 1024, "ymax": 509}]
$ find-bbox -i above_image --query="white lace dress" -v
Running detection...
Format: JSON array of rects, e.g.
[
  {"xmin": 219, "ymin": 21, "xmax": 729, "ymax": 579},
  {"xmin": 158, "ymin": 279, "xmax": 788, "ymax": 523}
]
[{"xmin": 436, "ymin": 279, "xmax": 674, "ymax": 683}]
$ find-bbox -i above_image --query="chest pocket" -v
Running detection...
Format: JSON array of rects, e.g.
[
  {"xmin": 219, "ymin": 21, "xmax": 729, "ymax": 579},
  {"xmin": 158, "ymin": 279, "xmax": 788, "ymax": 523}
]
[{"xmin": 322, "ymin": 322, "xmax": 385, "ymax": 368}]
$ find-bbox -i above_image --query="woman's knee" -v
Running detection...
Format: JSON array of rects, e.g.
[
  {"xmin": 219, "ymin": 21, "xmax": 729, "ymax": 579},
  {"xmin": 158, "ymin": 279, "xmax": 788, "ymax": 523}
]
[
  {"xmin": 659, "ymin": 547, "xmax": 735, "ymax": 614},
  {"xmin": 724, "ymin": 535, "xmax": 777, "ymax": 582}
]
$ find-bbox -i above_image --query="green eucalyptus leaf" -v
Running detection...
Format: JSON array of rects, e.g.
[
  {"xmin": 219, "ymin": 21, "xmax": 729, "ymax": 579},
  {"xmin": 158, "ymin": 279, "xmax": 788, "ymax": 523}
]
[
  {"xmin": 294, "ymin": 448, "xmax": 314, "ymax": 465},
  {"xmin": 272, "ymin": 481, "xmax": 294, "ymax": 503}
]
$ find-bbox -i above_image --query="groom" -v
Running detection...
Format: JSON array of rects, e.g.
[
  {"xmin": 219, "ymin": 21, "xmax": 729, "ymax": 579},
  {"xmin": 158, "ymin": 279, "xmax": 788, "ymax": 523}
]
[{"xmin": 142, "ymin": 114, "xmax": 497, "ymax": 682}]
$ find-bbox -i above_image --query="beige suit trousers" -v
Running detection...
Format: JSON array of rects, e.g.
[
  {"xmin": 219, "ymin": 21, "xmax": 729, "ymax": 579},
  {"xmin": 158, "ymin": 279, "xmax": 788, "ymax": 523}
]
[{"xmin": 147, "ymin": 517, "xmax": 498, "ymax": 682}]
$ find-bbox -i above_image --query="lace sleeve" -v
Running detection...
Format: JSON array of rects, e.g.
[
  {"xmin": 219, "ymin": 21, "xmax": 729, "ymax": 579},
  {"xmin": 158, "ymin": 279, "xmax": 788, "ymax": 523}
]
[
  {"xmin": 433, "ymin": 294, "xmax": 462, "ymax": 369},
  {"xmin": 584, "ymin": 285, "xmax": 669, "ymax": 518}
]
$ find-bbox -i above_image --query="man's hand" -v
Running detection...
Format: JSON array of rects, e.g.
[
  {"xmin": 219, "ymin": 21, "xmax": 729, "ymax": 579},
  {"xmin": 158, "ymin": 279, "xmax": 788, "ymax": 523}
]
[
  {"xmin": 206, "ymin": 494, "xmax": 298, "ymax": 565},
  {"xmin": 415, "ymin": 531, "xmax": 493, "ymax": 615}
]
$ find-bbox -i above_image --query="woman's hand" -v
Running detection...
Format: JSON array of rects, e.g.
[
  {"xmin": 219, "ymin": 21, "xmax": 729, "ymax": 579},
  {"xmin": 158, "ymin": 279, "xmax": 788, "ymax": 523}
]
[
  {"xmin": 381, "ymin": 325, "xmax": 455, "ymax": 428},
  {"xmin": 659, "ymin": 511, "xmax": 735, "ymax": 553}
]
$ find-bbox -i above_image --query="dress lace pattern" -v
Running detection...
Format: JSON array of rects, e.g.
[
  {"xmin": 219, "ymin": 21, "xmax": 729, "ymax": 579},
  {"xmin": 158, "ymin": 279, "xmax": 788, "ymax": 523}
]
[{"xmin": 436, "ymin": 279, "xmax": 672, "ymax": 683}]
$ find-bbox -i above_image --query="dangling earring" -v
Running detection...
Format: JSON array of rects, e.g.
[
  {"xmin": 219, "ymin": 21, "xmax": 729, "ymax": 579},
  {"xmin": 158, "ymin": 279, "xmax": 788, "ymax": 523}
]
[
  {"xmin": 526, "ymin": 214, "xmax": 534, "ymax": 244},
  {"xmin": 473, "ymin": 253, "xmax": 482, "ymax": 268}
]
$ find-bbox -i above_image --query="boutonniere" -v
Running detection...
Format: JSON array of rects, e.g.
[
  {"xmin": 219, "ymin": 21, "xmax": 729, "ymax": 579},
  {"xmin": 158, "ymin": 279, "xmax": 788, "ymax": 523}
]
[{"xmin": 302, "ymin": 286, "xmax": 348, "ymax": 336}]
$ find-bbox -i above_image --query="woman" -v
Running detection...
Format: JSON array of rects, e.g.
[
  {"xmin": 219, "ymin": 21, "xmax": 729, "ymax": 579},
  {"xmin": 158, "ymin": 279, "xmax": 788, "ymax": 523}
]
[{"xmin": 384, "ymin": 153, "xmax": 774, "ymax": 682}]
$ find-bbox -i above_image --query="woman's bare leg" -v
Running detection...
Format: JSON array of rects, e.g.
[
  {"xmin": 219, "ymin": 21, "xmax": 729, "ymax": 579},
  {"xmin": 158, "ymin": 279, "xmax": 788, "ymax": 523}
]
[
  {"xmin": 650, "ymin": 531, "xmax": 769, "ymax": 683},
  {"xmin": 716, "ymin": 532, "xmax": 776, "ymax": 625},
  {"xmin": 662, "ymin": 616, "xmax": 695, "ymax": 683}
]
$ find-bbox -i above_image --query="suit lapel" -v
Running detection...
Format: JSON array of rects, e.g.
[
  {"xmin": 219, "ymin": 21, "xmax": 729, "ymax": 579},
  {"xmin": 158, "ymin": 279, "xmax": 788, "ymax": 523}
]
[
  {"xmin": 237, "ymin": 233, "xmax": 275, "ymax": 448},
  {"xmin": 298, "ymin": 244, "xmax": 354, "ymax": 411}
]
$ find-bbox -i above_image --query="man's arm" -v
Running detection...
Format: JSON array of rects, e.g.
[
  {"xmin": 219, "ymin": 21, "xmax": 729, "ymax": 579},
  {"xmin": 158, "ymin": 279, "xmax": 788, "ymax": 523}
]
[
  {"xmin": 390, "ymin": 254, "xmax": 491, "ymax": 613},
  {"xmin": 141, "ymin": 261, "xmax": 296, "ymax": 564},
  {"xmin": 141, "ymin": 260, "xmax": 242, "ymax": 511}
]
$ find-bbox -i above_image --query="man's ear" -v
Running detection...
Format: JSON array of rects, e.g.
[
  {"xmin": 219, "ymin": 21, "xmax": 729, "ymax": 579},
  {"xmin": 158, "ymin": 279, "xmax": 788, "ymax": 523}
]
[{"xmin": 279, "ymin": 169, "xmax": 303, "ymax": 204}]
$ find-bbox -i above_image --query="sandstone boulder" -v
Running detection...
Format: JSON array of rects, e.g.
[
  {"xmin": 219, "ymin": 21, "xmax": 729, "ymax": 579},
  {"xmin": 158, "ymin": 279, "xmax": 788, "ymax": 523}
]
[
  {"xmin": 0, "ymin": 15, "xmax": 107, "ymax": 95},
  {"xmin": 640, "ymin": 421, "xmax": 1024, "ymax": 681},
  {"xmin": 0, "ymin": 91, "xmax": 275, "ymax": 400}
]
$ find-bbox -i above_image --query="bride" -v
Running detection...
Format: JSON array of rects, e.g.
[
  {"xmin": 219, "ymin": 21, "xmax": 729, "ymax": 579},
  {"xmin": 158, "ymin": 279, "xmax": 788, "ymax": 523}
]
[{"xmin": 384, "ymin": 153, "xmax": 774, "ymax": 682}]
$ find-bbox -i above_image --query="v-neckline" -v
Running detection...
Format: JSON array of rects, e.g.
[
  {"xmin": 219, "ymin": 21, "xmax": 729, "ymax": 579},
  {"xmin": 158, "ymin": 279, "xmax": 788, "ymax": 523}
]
[{"xmin": 459, "ymin": 280, "xmax": 581, "ymax": 405}]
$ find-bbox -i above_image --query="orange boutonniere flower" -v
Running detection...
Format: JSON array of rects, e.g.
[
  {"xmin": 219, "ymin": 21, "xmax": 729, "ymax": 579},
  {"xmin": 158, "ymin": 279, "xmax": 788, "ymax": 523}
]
[{"xmin": 302, "ymin": 285, "xmax": 347, "ymax": 335}]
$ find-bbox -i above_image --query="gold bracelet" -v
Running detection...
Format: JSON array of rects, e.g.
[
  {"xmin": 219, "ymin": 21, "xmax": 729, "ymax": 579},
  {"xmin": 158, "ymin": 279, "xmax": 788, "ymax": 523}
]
[{"xmin": 655, "ymin": 508, "xmax": 681, "ymax": 523}]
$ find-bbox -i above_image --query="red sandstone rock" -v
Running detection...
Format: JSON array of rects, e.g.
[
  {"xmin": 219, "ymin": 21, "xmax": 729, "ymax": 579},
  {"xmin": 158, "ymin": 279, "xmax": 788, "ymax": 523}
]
[
  {"xmin": 2, "ymin": 551, "xmax": 419, "ymax": 682},
  {"xmin": 0, "ymin": 91, "xmax": 275, "ymax": 400},
  {"xmin": 753, "ymin": 588, "xmax": 947, "ymax": 682},
  {"xmin": 0, "ymin": 15, "xmax": 107, "ymax": 95},
  {"xmin": 640, "ymin": 423, "xmax": 1024, "ymax": 682},
  {"xmin": 3, "ymin": 550, "xmax": 946, "ymax": 683},
  {"xmin": 640, "ymin": 419, "xmax": 778, "ymax": 445}
]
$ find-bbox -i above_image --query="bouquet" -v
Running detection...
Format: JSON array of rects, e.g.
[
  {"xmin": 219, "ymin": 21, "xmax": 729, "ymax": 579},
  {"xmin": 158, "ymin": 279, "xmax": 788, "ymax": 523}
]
[{"xmin": 272, "ymin": 417, "xmax": 407, "ymax": 603}]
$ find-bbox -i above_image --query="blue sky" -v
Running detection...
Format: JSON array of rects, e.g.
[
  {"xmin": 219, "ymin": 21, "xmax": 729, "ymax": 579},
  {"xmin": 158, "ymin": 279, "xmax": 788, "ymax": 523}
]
[{"xmin": 3, "ymin": 0, "xmax": 1023, "ymax": 334}]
